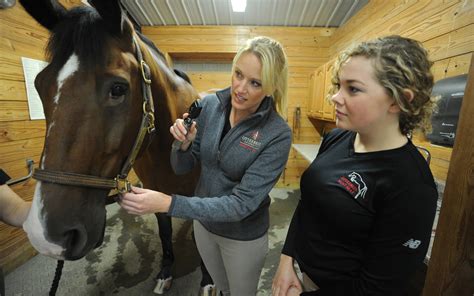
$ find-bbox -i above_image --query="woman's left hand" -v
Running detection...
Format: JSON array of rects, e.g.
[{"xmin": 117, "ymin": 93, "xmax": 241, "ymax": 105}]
[{"xmin": 118, "ymin": 186, "xmax": 172, "ymax": 215}]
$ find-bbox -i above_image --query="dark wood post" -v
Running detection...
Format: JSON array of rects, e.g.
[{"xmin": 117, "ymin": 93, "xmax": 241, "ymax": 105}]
[{"xmin": 423, "ymin": 54, "xmax": 474, "ymax": 295}]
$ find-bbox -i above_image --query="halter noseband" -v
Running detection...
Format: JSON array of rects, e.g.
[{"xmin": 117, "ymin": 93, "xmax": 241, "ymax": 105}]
[{"xmin": 33, "ymin": 37, "xmax": 155, "ymax": 194}]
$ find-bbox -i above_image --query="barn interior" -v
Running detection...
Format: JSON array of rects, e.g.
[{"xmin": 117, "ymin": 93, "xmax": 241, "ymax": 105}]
[{"xmin": 0, "ymin": 0, "xmax": 473, "ymax": 295}]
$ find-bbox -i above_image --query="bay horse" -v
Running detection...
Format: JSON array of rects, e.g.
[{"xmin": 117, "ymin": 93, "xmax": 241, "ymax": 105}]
[{"xmin": 19, "ymin": 0, "xmax": 208, "ymax": 293}]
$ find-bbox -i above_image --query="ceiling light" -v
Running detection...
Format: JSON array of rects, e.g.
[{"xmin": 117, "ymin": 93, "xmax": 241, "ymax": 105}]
[{"xmin": 231, "ymin": 0, "xmax": 246, "ymax": 12}]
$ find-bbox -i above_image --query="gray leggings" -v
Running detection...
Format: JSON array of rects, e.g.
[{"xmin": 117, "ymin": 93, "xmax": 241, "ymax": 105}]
[{"xmin": 193, "ymin": 220, "xmax": 268, "ymax": 296}]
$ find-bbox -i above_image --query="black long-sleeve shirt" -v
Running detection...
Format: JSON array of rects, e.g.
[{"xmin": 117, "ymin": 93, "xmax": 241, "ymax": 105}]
[{"xmin": 282, "ymin": 129, "xmax": 437, "ymax": 295}]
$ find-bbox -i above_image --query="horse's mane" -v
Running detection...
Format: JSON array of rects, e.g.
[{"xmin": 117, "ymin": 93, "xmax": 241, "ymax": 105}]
[
  {"xmin": 46, "ymin": 6, "xmax": 108, "ymax": 68},
  {"xmin": 136, "ymin": 31, "xmax": 166, "ymax": 61}
]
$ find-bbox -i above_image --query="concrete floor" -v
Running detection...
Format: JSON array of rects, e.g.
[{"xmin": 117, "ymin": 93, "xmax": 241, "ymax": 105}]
[{"xmin": 6, "ymin": 188, "xmax": 300, "ymax": 296}]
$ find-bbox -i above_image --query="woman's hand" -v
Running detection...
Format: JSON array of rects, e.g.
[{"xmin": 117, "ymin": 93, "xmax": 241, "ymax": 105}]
[
  {"xmin": 169, "ymin": 112, "xmax": 197, "ymax": 151},
  {"xmin": 119, "ymin": 186, "xmax": 172, "ymax": 215},
  {"xmin": 272, "ymin": 254, "xmax": 303, "ymax": 296}
]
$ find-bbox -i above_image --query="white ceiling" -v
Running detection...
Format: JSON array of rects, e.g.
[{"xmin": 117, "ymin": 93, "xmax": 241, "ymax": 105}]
[{"xmin": 120, "ymin": 0, "xmax": 369, "ymax": 28}]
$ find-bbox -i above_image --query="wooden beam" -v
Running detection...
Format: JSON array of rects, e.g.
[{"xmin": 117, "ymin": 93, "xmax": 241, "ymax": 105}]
[
  {"xmin": 169, "ymin": 52, "xmax": 235, "ymax": 62},
  {"xmin": 423, "ymin": 54, "xmax": 474, "ymax": 295}
]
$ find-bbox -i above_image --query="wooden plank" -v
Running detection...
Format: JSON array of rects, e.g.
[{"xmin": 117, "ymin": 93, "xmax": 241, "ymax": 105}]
[
  {"xmin": 0, "ymin": 101, "xmax": 30, "ymax": 122},
  {"xmin": 281, "ymin": 46, "xmax": 330, "ymax": 58},
  {"xmin": 446, "ymin": 24, "xmax": 474, "ymax": 58},
  {"xmin": 445, "ymin": 52, "xmax": 473, "ymax": 77},
  {"xmin": 0, "ymin": 137, "xmax": 44, "ymax": 164},
  {"xmin": 0, "ymin": 53, "xmax": 27, "ymax": 81},
  {"xmin": 423, "ymin": 54, "xmax": 474, "ymax": 296},
  {"xmin": 0, "ymin": 36, "xmax": 48, "ymax": 61},
  {"xmin": 143, "ymin": 25, "xmax": 334, "ymax": 37},
  {"xmin": 151, "ymin": 34, "xmax": 329, "ymax": 48},
  {"xmin": 251, "ymin": 26, "xmax": 335, "ymax": 37},
  {"xmin": 157, "ymin": 44, "xmax": 241, "ymax": 54},
  {"xmin": 143, "ymin": 25, "xmax": 252, "ymax": 36},
  {"xmin": 399, "ymin": 3, "xmax": 459, "ymax": 42},
  {"xmin": 0, "ymin": 120, "xmax": 46, "ymax": 143},
  {"xmin": 331, "ymin": 0, "xmax": 419, "ymax": 54},
  {"xmin": 431, "ymin": 53, "xmax": 472, "ymax": 81},
  {"xmin": 452, "ymin": 0, "xmax": 474, "ymax": 30},
  {"xmin": 432, "ymin": 58, "xmax": 452, "ymax": 81},
  {"xmin": 0, "ymin": 8, "xmax": 50, "ymax": 45},
  {"xmin": 332, "ymin": 0, "xmax": 463, "ymax": 56},
  {"xmin": 430, "ymin": 159, "xmax": 450, "ymax": 181},
  {"xmin": 287, "ymin": 56, "xmax": 328, "ymax": 68},
  {"xmin": 1, "ymin": 155, "xmax": 41, "ymax": 183},
  {"xmin": 0, "ymin": 79, "xmax": 27, "ymax": 101},
  {"xmin": 170, "ymin": 52, "xmax": 235, "ymax": 62},
  {"xmin": 187, "ymin": 72, "xmax": 230, "ymax": 93},
  {"xmin": 151, "ymin": 35, "xmax": 250, "ymax": 47}
]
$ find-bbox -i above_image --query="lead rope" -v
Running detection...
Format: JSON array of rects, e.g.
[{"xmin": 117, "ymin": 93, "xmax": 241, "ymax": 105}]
[{"xmin": 49, "ymin": 260, "xmax": 64, "ymax": 296}]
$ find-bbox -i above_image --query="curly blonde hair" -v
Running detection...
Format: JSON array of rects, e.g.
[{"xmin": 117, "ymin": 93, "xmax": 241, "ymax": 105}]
[{"xmin": 330, "ymin": 35, "xmax": 436, "ymax": 135}]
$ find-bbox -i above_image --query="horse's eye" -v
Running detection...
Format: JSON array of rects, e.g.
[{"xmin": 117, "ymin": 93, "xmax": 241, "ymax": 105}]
[{"xmin": 110, "ymin": 83, "xmax": 128, "ymax": 98}]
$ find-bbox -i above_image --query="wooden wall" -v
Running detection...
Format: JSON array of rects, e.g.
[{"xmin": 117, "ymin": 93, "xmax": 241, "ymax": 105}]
[{"xmin": 143, "ymin": 25, "xmax": 335, "ymax": 187}]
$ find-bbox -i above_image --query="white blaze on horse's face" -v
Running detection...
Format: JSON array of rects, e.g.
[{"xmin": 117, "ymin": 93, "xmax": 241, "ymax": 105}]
[
  {"xmin": 23, "ymin": 183, "xmax": 65, "ymax": 259},
  {"xmin": 23, "ymin": 53, "xmax": 80, "ymax": 260},
  {"xmin": 53, "ymin": 53, "xmax": 79, "ymax": 105}
]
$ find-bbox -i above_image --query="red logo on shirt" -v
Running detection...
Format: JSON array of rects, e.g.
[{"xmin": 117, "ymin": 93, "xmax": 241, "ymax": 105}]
[
  {"xmin": 240, "ymin": 130, "xmax": 262, "ymax": 152},
  {"xmin": 337, "ymin": 172, "xmax": 368, "ymax": 199}
]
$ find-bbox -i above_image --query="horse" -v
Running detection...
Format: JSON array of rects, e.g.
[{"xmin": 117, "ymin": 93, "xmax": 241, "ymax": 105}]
[{"xmin": 19, "ymin": 0, "xmax": 210, "ymax": 293}]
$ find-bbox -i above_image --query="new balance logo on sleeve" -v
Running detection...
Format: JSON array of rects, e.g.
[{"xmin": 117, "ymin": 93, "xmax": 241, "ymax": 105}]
[{"xmin": 403, "ymin": 239, "xmax": 421, "ymax": 249}]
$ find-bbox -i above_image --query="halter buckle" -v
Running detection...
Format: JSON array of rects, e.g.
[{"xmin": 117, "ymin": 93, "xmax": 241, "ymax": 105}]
[
  {"xmin": 147, "ymin": 112, "xmax": 156, "ymax": 133},
  {"xmin": 143, "ymin": 102, "xmax": 156, "ymax": 133},
  {"xmin": 115, "ymin": 176, "xmax": 132, "ymax": 193},
  {"xmin": 140, "ymin": 60, "xmax": 152, "ymax": 84}
]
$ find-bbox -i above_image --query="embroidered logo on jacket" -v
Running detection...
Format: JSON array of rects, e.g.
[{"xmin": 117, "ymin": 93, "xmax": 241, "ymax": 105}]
[
  {"xmin": 337, "ymin": 172, "xmax": 368, "ymax": 199},
  {"xmin": 240, "ymin": 130, "xmax": 262, "ymax": 152}
]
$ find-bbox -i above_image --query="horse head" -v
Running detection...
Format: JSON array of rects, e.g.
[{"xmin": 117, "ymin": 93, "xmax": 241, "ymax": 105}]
[{"xmin": 20, "ymin": 0, "xmax": 197, "ymax": 260}]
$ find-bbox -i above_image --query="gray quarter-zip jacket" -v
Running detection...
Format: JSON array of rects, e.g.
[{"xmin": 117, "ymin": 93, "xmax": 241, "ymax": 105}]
[{"xmin": 168, "ymin": 87, "xmax": 292, "ymax": 240}]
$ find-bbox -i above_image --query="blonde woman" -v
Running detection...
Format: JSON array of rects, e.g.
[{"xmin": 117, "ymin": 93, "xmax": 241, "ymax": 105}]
[{"xmin": 120, "ymin": 36, "xmax": 292, "ymax": 295}]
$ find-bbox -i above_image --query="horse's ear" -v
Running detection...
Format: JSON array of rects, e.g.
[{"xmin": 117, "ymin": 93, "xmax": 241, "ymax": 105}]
[
  {"xmin": 19, "ymin": 0, "xmax": 67, "ymax": 31},
  {"xmin": 88, "ymin": 0, "xmax": 125, "ymax": 36}
]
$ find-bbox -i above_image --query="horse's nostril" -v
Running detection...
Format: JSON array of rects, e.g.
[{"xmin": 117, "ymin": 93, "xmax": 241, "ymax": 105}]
[{"xmin": 64, "ymin": 225, "xmax": 88, "ymax": 260}]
